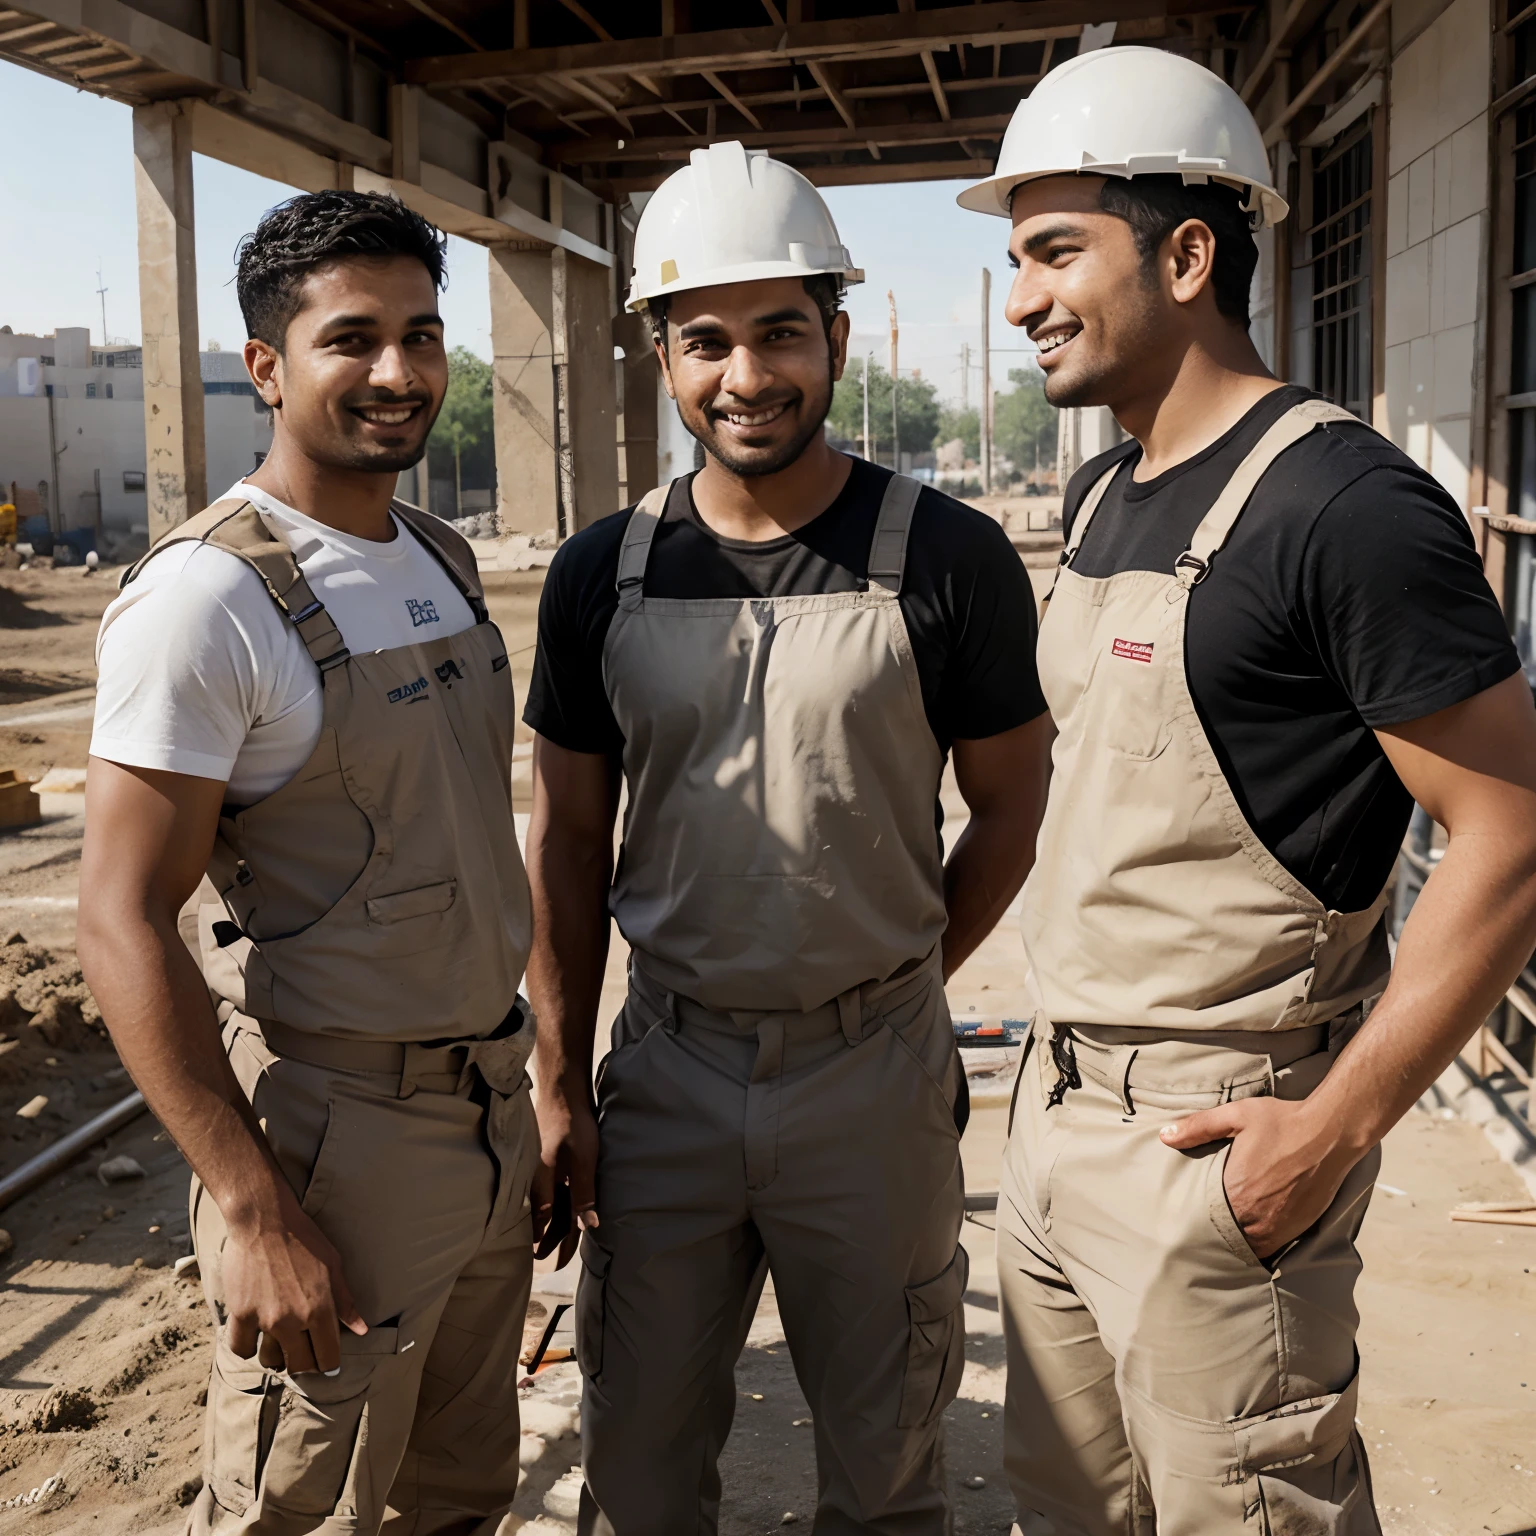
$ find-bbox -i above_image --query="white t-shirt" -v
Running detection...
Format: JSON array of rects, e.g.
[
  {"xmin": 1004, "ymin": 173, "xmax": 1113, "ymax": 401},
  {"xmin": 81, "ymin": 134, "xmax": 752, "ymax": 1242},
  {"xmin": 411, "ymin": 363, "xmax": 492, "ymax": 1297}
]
[{"xmin": 91, "ymin": 482, "xmax": 477, "ymax": 801}]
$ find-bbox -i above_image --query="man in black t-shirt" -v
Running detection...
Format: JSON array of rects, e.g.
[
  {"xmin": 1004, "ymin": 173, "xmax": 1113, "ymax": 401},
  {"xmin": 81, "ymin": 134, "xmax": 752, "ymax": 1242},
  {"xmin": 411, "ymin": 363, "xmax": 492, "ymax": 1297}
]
[
  {"xmin": 961, "ymin": 47, "xmax": 1536, "ymax": 1536},
  {"xmin": 523, "ymin": 142, "xmax": 1051, "ymax": 1536}
]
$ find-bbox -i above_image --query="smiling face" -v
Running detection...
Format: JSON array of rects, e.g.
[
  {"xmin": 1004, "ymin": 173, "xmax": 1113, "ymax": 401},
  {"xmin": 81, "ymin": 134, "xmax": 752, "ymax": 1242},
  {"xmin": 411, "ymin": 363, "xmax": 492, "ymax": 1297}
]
[
  {"xmin": 244, "ymin": 254, "xmax": 447, "ymax": 475},
  {"xmin": 656, "ymin": 277, "xmax": 850, "ymax": 478},
  {"xmin": 1003, "ymin": 176, "xmax": 1170, "ymax": 411}
]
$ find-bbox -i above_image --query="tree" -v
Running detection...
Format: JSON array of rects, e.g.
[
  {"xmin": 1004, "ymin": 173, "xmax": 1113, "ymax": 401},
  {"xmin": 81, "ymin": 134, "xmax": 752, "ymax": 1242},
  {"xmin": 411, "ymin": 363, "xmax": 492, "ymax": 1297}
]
[
  {"xmin": 827, "ymin": 359, "xmax": 942, "ymax": 463},
  {"xmin": 992, "ymin": 364, "xmax": 1058, "ymax": 480},
  {"xmin": 937, "ymin": 404, "xmax": 980, "ymax": 461},
  {"xmin": 426, "ymin": 346, "xmax": 495, "ymax": 506}
]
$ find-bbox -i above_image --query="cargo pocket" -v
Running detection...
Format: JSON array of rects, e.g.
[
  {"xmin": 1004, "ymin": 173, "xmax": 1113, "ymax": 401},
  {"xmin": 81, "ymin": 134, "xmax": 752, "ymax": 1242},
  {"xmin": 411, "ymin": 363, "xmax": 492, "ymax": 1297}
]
[
  {"xmin": 897, "ymin": 1246, "xmax": 969, "ymax": 1428},
  {"xmin": 260, "ymin": 1327, "xmax": 402, "ymax": 1520},
  {"xmin": 575, "ymin": 1233, "xmax": 610, "ymax": 1383},
  {"xmin": 203, "ymin": 1336, "xmax": 279, "ymax": 1516},
  {"xmin": 1232, "ymin": 1369, "xmax": 1364, "ymax": 1533}
]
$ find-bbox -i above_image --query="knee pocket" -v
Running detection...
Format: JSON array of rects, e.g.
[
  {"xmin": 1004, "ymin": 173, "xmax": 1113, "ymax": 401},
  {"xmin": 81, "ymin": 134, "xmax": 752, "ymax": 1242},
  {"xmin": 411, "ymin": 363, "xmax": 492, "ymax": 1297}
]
[
  {"xmin": 203, "ymin": 1327, "xmax": 406, "ymax": 1520},
  {"xmin": 1234, "ymin": 1371, "xmax": 1366, "ymax": 1534},
  {"xmin": 897, "ymin": 1245, "xmax": 969, "ymax": 1429}
]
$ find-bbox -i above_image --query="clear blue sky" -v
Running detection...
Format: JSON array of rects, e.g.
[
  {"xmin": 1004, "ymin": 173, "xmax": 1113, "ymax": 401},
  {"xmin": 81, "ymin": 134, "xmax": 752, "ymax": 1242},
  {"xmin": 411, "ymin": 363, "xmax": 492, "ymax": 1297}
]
[{"xmin": 1, "ymin": 60, "xmax": 1033, "ymax": 403}]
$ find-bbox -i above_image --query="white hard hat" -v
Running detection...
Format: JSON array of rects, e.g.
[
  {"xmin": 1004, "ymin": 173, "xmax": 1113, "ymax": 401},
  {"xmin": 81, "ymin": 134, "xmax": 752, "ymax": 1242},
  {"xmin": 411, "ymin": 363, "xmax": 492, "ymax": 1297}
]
[
  {"xmin": 627, "ymin": 140, "xmax": 864, "ymax": 312},
  {"xmin": 957, "ymin": 46, "xmax": 1287, "ymax": 228}
]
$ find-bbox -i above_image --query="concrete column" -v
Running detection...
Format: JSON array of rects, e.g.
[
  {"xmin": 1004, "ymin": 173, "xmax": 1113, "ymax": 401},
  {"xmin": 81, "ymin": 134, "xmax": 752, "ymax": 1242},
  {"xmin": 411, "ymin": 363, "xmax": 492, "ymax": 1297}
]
[
  {"xmin": 554, "ymin": 248, "xmax": 619, "ymax": 533},
  {"xmin": 614, "ymin": 310, "xmax": 659, "ymax": 505},
  {"xmin": 489, "ymin": 246, "xmax": 559, "ymax": 537},
  {"xmin": 133, "ymin": 101, "xmax": 207, "ymax": 541}
]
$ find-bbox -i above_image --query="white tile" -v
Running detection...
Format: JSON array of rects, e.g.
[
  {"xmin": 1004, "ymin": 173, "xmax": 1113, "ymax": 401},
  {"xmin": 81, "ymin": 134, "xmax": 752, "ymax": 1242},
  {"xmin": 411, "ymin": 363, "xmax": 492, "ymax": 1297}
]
[
  {"xmin": 1433, "ymin": 323, "xmax": 1477, "ymax": 417},
  {"xmin": 1389, "ymin": 0, "xmax": 1492, "ymax": 174},
  {"xmin": 1387, "ymin": 168, "xmax": 1409, "ymax": 258},
  {"xmin": 1448, "ymin": 114, "xmax": 1490, "ymax": 226},
  {"xmin": 1431, "ymin": 417, "xmax": 1472, "ymax": 510},
  {"xmin": 1385, "ymin": 340, "xmax": 1413, "ymax": 446},
  {"xmin": 1390, "ymin": 33, "xmax": 1436, "ymax": 175},
  {"xmin": 1433, "ymin": 139, "xmax": 1455, "ymax": 234},
  {"xmin": 1438, "ymin": 213, "xmax": 1484, "ymax": 329},
  {"xmin": 1386, "ymin": 242, "xmax": 1431, "ymax": 344},
  {"xmin": 1409, "ymin": 334, "xmax": 1436, "ymax": 420},
  {"xmin": 1407, "ymin": 152, "xmax": 1435, "ymax": 248},
  {"xmin": 1428, "ymin": 228, "xmax": 1447, "ymax": 333},
  {"xmin": 1407, "ymin": 418, "xmax": 1432, "ymax": 467}
]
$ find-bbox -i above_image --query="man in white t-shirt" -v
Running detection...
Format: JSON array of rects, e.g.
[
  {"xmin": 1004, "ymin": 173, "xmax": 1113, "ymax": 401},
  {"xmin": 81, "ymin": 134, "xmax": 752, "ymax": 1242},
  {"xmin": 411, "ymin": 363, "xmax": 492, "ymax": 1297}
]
[{"xmin": 78, "ymin": 190, "xmax": 539, "ymax": 1535}]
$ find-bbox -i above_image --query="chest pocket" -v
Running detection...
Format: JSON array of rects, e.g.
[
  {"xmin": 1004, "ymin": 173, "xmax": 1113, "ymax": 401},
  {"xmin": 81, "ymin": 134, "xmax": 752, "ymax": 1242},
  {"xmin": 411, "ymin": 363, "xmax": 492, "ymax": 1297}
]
[{"xmin": 1090, "ymin": 605, "xmax": 1177, "ymax": 762}]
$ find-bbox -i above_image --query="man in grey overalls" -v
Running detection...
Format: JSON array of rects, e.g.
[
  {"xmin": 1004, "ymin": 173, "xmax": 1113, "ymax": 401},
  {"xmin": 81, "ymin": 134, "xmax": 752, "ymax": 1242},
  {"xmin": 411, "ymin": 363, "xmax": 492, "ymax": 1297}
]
[
  {"xmin": 959, "ymin": 48, "xmax": 1536, "ymax": 1533},
  {"xmin": 522, "ymin": 142, "xmax": 1053, "ymax": 1533},
  {"xmin": 79, "ymin": 191, "xmax": 538, "ymax": 1533}
]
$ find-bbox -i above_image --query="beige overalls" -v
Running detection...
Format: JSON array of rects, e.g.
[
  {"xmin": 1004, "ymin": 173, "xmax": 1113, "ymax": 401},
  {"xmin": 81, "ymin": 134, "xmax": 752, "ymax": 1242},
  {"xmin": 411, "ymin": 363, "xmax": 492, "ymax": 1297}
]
[
  {"xmin": 999, "ymin": 401, "xmax": 1391, "ymax": 1535},
  {"xmin": 120, "ymin": 501, "xmax": 539, "ymax": 1536},
  {"xmin": 576, "ymin": 475, "xmax": 969, "ymax": 1536}
]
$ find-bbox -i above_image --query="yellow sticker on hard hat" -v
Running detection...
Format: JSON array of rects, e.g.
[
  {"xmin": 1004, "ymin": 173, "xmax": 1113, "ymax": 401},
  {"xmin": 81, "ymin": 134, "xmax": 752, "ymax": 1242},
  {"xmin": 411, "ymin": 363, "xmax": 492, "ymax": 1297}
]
[{"xmin": 660, "ymin": 259, "xmax": 679, "ymax": 284}]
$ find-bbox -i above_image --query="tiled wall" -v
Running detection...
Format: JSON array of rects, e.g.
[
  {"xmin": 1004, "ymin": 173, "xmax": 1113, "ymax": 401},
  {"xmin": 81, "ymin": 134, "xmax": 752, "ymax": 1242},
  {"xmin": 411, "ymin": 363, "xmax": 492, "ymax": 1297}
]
[{"xmin": 1382, "ymin": 0, "xmax": 1491, "ymax": 511}]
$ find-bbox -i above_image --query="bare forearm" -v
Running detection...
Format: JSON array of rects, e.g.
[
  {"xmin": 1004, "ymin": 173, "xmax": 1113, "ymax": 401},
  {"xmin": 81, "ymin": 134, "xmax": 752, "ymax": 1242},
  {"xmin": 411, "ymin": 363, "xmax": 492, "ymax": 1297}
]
[
  {"xmin": 79, "ymin": 903, "xmax": 292, "ymax": 1230},
  {"xmin": 1312, "ymin": 828, "xmax": 1536, "ymax": 1153},
  {"xmin": 942, "ymin": 808, "xmax": 1037, "ymax": 980},
  {"xmin": 526, "ymin": 826, "xmax": 613, "ymax": 1094}
]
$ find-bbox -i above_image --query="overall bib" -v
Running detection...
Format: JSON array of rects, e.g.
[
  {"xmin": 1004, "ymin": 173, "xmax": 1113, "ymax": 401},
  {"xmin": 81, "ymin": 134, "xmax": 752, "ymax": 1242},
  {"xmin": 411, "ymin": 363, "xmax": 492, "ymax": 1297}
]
[
  {"xmin": 120, "ymin": 501, "xmax": 539, "ymax": 1536},
  {"xmin": 998, "ymin": 402, "xmax": 1391, "ymax": 1535},
  {"xmin": 576, "ymin": 476, "xmax": 968, "ymax": 1536}
]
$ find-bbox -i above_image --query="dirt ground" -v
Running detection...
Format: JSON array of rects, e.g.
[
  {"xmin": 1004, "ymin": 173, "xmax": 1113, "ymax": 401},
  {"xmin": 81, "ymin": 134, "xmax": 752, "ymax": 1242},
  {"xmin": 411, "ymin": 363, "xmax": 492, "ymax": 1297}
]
[{"xmin": 0, "ymin": 555, "xmax": 1533, "ymax": 1535}]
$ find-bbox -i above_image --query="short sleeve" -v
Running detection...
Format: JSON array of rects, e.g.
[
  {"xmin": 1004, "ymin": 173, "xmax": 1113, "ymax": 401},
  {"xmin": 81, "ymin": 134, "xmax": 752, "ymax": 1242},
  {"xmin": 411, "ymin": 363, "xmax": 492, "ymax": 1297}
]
[
  {"xmin": 907, "ymin": 496, "xmax": 1048, "ymax": 743},
  {"xmin": 90, "ymin": 545, "xmax": 295, "ymax": 782},
  {"xmin": 522, "ymin": 514, "xmax": 628, "ymax": 756},
  {"xmin": 1300, "ymin": 466, "xmax": 1521, "ymax": 728}
]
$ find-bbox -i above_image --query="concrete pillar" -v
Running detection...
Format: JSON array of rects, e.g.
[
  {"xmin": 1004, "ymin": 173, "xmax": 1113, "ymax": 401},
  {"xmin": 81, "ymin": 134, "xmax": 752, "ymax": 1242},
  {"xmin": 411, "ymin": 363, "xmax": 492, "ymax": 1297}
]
[
  {"xmin": 614, "ymin": 310, "xmax": 658, "ymax": 505},
  {"xmin": 133, "ymin": 101, "xmax": 207, "ymax": 541},
  {"xmin": 489, "ymin": 246, "xmax": 559, "ymax": 537},
  {"xmin": 554, "ymin": 249, "xmax": 619, "ymax": 533}
]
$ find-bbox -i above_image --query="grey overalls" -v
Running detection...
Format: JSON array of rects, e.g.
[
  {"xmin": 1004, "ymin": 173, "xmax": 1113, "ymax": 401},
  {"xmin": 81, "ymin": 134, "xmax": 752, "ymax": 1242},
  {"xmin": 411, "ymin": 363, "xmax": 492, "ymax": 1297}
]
[
  {"xmin": 576, "ymin": 475, "xmax": 969, "ymax": 1535},
  {"xmin": 998, "ymin": 401, "xmax": 1391, "ymax": 1534},
  {"xmin": 120, "ymin": 500, "xmax": 539, "ymax": 1536}
]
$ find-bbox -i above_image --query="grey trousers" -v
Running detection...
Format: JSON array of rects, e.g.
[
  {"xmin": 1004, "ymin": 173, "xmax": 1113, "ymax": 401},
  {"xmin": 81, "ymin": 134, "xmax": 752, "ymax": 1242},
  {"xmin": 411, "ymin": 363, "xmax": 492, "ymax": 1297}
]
[{"xmin": 576, "ymin": 960, "xmax": 969, "ymax": 1536}]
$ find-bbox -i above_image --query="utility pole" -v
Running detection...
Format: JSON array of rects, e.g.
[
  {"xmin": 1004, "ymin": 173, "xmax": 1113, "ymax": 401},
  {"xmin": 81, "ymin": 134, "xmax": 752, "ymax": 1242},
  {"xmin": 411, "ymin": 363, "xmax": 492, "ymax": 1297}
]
[
  {"xmin": 960, "ymin": 341, "xmax": 970, "ymax": 411},
  {"xmin": 96, "ymin": 266, "xmax": 109, "ymax": 348},
  {"xmin": 862, "ymin": 352, "xmax": 871, "ymax": 461},
  {"xmin": 887, "ymin": 289, "xmax": 899, "ymax": 471},
  {"xmin": 980, "ymin": 268, "xmax": 993, "ymax": 496}
]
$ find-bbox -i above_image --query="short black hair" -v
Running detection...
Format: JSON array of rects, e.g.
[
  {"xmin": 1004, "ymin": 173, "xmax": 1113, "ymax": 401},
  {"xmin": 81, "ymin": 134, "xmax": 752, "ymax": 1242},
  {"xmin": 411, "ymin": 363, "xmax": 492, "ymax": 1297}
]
[
  {"xmin": 1097, "ymin": 176, "xmax": 1258, "ymax": 326},
  {"xmin": 645, "ymin": 272, "xmax": 844, "ymax": 349},
  {"xmin": 236, "ymin": 190, "xmax": 448, "ymax": 348}
]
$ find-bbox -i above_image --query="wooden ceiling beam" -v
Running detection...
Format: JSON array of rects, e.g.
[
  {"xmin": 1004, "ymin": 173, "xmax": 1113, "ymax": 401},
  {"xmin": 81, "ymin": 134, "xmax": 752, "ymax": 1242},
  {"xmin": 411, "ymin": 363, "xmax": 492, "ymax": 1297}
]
[
  {"xmin": 804, "ymin": 59, "xmax": 856, "ymax": 130},
  {"xmin": 407, "ymin": 0, "xmax": 1250, "ymax": 86},
  {"xmin": 602, "ymin": 153, "xmax": 996, "ymax": 196}
]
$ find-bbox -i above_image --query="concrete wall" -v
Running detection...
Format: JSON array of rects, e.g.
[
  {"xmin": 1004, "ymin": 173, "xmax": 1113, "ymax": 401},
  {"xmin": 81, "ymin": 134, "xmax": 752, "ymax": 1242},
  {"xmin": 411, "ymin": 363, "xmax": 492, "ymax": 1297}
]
[{"xmin": 1381, "ymin": 0, "xmax": 1492, "ymax": 512}]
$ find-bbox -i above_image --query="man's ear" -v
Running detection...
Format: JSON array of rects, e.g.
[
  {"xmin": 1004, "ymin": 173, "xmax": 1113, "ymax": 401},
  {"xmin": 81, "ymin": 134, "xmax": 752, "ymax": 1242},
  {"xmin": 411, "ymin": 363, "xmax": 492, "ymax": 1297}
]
[
  {"xmin": 1165, "ymin": 218, "xmax": 1218, "ymax": 310},
  {"xmin": 653, "ymin": 332, "xmax": 677, "ymax": 401},
  {"xmin": 829, "ymin": 310, "xmax": 851, "ymax": 383},
  {"xmin": 245, "ymin": 338, "xmax": 282, "ymax": 408}
]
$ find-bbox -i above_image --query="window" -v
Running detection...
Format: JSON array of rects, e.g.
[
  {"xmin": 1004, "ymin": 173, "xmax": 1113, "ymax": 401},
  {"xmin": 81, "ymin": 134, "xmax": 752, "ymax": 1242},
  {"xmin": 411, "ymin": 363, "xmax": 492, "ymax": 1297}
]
[
  {"xmin": 203, "ymin": 380, "xmax": 256, "ymax": 396},
  {"xmin": 105, "ymin": 382, "xmax": 113, "ymax": 400},
  {"xmin": 1297, "ymin": 125, "xmax": 1374, "ymax": 418},
  {"xmin": 123, "ymin": 471, "xmax": 145, "ymax": 493},
  {"xmin": 85, "ymin": 383, "xmax": 96, "ymax": 399}
]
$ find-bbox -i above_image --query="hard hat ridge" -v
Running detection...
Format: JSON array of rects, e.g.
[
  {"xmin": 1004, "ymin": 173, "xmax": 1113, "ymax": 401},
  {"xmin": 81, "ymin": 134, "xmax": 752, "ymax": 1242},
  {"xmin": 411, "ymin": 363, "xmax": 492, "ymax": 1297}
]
[{"xmin": 627, "ymin": 140, "xmax": 864, "ymax": 312}]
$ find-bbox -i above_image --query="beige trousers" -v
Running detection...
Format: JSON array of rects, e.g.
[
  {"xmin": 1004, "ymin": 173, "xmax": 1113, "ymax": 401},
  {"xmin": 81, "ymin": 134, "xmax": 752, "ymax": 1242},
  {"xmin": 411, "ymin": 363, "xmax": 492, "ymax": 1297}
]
[
  {"xmin": 997, "ymin": 1021, "xmax": 1381, "ymax": 1535},
  {"xmin": 188, "ymin": 1018, "xmax": 537, "ymax": 1536},
  {"xmin": 576, "ymin": 960, "xmax": 968, "ymax": 1536}
]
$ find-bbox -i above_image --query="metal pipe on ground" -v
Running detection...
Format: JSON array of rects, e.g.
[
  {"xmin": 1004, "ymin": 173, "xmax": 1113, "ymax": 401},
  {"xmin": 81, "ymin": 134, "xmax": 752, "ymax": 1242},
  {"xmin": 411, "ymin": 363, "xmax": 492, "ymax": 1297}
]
[{"xmin": 0, "ymin": 1091, "xmax": 147, "ymax": 1212}]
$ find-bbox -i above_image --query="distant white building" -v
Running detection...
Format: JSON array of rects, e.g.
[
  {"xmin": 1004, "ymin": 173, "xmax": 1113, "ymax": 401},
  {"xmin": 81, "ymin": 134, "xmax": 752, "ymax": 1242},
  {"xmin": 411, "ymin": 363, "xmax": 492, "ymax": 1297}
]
[{"xmin": 0, "ymin": 325, "xmax": 272, "ymax": 546}]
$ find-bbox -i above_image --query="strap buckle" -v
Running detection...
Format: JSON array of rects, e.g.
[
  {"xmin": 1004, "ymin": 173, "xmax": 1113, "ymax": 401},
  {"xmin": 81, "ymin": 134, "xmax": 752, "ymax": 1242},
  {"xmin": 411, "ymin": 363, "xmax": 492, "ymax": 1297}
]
[
  {"xmin": 1174, "ymin": 550, "xmax": 1211, "ymax": 587},
  {"xmin": 1045, "ymin": 1027, "xmax": 1081, "ymax": 1109}
]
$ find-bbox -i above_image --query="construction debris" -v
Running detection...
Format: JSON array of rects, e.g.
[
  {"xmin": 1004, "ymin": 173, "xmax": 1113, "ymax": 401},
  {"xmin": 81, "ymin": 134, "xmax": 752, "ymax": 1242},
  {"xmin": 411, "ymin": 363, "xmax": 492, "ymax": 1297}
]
[
  {"xmin": 1450, "ymin": 1202, "xmax": 1536, "ymax": 1228},
  {"xmin": 15, "ymin": 1094, "xmax": 46, "ymax": 1119},
  {"xmin": 97, "ymin": 1155, "xmax": 146, "ymax": 1185},
  {"xmin": 0, "ymin": 768, "xmax": 40, "ymax": 829}
]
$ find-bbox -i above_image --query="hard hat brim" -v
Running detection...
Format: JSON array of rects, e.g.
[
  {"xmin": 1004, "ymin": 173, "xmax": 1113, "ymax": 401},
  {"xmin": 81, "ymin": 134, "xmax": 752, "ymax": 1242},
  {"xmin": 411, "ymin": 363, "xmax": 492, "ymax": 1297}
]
[
  {"xmin": 628, "ymin": 258, "xmax": 865, "ymax": 313},
  {"xmin": 956, "ymin": 167, "xmax": 1289, "ymax": 227}
]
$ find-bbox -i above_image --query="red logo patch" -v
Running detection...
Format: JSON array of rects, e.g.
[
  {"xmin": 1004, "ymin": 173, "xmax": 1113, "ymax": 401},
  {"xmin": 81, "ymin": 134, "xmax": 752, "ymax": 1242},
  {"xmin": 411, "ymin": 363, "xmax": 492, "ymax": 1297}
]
[{"xmin": 1112, "ymin": 638, "xmax": 1154, "ymax": 664}]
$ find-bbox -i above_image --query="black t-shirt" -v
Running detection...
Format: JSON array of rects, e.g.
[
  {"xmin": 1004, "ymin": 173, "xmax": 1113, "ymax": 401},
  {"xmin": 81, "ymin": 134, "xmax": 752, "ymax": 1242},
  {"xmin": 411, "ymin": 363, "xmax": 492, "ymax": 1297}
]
[
  {"xmin": 1061, "ymin": 384, "xmax": 1520, "ymax": 912},
  {"xmin": 524, "ymin": 457, "xmax": 1047, "ymax": 758}
]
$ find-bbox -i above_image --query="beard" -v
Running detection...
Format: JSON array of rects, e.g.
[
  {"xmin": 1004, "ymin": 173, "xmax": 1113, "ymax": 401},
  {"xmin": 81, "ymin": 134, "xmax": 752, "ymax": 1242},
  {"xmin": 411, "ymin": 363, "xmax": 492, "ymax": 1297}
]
[
  {"xmin": 681, "ymin": 365, "xmax": 835, "ymax": 478},
  {"xmin": 1039, "ymin": 282, "xmax": 1163, "ymax": 411}
]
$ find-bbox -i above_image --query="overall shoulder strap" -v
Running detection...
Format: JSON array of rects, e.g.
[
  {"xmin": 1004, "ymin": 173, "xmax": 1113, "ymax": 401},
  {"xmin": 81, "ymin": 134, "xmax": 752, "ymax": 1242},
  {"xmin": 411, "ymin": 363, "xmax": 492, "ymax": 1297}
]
[
  {"xmin": 1060, "ymin": 459, "xmax": 1121, "ymax": 568},
  {"xmin": 390, "ymin": 501, "xmax": 489, "ymax": 622},
  {"xmin": 1174, "ymin": 398, "xmax": 1357, "ymax": 590},
  {"xmin": 867, "ymin": 473, "xmax": 923, "ymax": 594},
  {"xmin": 615, "ymin": 483, "xmax": 672, "ymax": 611},
  {"xmin": 120, "ymin": 500, "xmax": 350, "ymax": 674}
]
